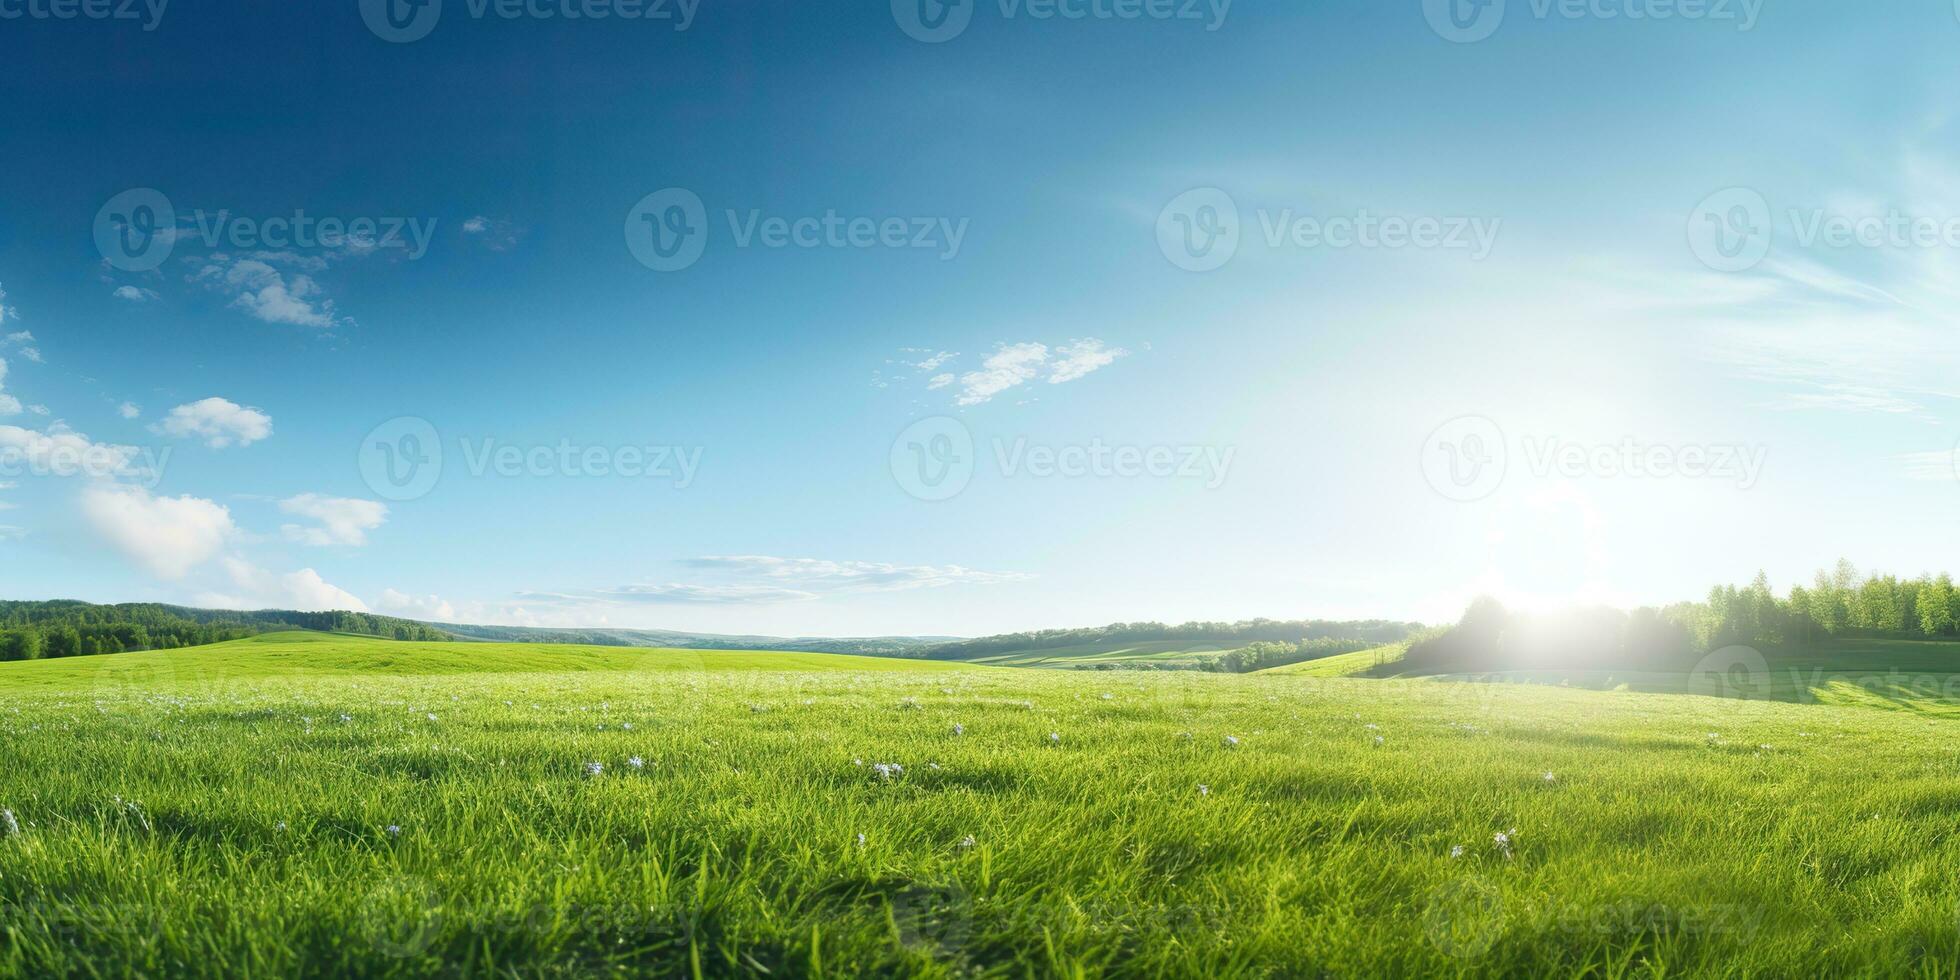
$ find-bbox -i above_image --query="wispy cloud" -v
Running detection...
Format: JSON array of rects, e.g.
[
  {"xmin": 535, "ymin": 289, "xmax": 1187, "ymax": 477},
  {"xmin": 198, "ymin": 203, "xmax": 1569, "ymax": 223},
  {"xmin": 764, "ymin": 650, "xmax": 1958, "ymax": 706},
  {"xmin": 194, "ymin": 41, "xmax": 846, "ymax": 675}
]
[
  {"xmin": 1897, "ymin": 448, "xmax": 1959, "ymax": 482},
  {"xmin": 952, "ymin": 339, "xmax": 1128, "ymax": 406},
  {"xmin": 525, "ymin": 555, "xmax": 1032, "ymax": 607}
]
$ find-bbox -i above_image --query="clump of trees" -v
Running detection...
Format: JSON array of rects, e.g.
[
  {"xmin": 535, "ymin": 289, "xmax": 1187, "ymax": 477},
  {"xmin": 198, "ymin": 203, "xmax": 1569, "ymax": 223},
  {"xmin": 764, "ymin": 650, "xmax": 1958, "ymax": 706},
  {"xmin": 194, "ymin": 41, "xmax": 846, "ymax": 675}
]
[
  {"xmin": 1403, "ymin": 561, "xmax": 1960, "ymax": 675},
  {"xmin": 0, "ymin": 600, "xmax": 451, "ymax": 662},
  {"xmin": 1669, "ymin": 561, "xmax": 1960, "ymax": 650}
]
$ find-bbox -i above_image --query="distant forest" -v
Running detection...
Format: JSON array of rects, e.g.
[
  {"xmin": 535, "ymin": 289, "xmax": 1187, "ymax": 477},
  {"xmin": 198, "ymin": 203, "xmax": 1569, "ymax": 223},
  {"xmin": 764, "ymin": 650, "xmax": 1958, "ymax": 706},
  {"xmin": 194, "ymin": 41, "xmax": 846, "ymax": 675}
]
[
  {"xmin": 925, "ymin": 619, "xmax": 1425, "ymax": 670},
  {"xmin": 0, "ymin": 601, "xmax": 449, "ymax": 662},
  {"xmin": 1404, "ymin": 561, "xmax": 1960, "ymax": 675}
]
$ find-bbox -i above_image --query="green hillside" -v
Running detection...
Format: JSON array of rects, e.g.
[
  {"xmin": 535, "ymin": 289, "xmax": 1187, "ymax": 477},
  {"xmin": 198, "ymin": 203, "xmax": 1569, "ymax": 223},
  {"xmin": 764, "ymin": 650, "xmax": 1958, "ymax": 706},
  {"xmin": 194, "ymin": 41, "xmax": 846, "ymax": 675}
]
[{"xmin": 0, "ymin": 631, "xmax": 963, "ymax": 692}]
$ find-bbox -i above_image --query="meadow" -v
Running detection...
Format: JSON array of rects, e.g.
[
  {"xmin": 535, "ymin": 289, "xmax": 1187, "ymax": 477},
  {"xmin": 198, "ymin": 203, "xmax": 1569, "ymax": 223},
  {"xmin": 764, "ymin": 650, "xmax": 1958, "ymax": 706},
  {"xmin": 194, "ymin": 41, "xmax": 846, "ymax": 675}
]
[{"xmin": 6, "ymin": 633, "xmax": 1960, "ymax": 976}]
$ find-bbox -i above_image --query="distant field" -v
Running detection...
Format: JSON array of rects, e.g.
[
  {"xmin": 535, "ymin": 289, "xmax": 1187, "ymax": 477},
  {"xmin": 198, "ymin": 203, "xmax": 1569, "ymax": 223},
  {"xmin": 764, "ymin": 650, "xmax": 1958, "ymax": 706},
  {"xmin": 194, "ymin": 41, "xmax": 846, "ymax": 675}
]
[
  {"xmin": 8, "ymin": 632, "xmax": 1960, "ymax": 975},
  {"xmin": 961, "ymin": 639, "xmax": 1238, "ymax": 668},
  {"xmin": 1255, "ymin": 643, "xmax": 1407, "ymax": 677},
  {"xmin": 1402, "ymin": 638, "xmax": 1960, "ymax": 715}
]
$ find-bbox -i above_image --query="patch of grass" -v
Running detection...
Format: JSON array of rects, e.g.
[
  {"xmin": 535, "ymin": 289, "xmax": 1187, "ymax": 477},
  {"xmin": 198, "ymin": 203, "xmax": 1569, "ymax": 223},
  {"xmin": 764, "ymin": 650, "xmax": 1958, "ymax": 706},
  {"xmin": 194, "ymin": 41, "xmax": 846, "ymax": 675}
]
[
  {"xmin": 1256, "ymin": 643, "xmax": 1407, "ymax": 677},
  {"xmin": 4, "ymin": 633, "xmax": 1960, "ymax": 975}
]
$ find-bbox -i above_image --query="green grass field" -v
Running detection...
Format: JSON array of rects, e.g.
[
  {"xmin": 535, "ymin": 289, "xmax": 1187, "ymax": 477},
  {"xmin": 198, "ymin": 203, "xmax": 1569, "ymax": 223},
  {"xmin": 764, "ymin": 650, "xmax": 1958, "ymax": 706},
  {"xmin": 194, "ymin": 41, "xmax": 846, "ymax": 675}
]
[{"xmin": 8, "ymin": 632, "xmax": 1960, "ymax": 976}]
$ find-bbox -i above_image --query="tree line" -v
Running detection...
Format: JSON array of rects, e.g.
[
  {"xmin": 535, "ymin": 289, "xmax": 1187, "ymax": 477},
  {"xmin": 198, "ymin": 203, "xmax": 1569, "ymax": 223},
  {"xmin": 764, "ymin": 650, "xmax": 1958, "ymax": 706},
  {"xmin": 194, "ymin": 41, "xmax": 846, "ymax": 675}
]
[
  {"xmin": 1402, "ymin": 561, "xmax": 1960, "ymax": 675},
  {"xmin": 926, "ymin": 618, "xmax": 1424, "ymax": 662},
  {"xmin": 0, "ymin": 600, "xmax": 451, "ymax": 662}
]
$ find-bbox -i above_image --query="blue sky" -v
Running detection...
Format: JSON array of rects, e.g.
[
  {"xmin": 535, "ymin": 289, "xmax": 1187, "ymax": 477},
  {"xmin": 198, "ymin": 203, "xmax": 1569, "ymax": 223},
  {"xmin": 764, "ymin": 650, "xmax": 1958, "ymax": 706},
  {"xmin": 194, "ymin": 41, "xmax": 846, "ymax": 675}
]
[{"xmin": 0, "ymin": 0, "xmax": 1956, "ymax": 636}]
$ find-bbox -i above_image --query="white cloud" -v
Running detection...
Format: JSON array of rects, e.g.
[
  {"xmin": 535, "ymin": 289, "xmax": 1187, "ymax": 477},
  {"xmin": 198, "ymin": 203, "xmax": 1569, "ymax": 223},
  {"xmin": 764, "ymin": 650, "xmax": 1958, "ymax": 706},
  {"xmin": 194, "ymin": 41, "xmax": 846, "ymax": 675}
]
[
  {"xmin": 927, "ymin": 373, "xmax": 954, "ymax": 390},
  {"xmin": 118, "ymin": 402, "xmax": 141, "ymax": 420},
  {"xmin": 193, "ymin": 256, "xmax": 340, "ymax": 328},
  {"xmin": 956, "ymin": 342, "xmax": 1050, "ymax": 406},
  {"xmin": 461, "ymin": 215, "xmax": 521, "ymax": 251},
  {"xmin": 210, "ymin": 558, "xmax": 369, "ymax": 612},
  {"xmin": 952, "ymin": 339, "xmax": 1129, "ymax": 405},
  {"xmin": 532, "ymin": 555, "xmax": 1032, "ymax": 607},
  {"xmin": 376, "ymin": 589, "xmax": 456, "ymax": 621},
  {"xmin": 279, "ymin": 493, "xmax": 387, "ymax": 546},
  {"xmin": 1047, "ymin": 338, "xmax": 1126, "ymax": 384},
  {"xmin": 81, "ymin": 485, "xmax": 234, "ymax": 580},
  {"xmin": 0, "ymin": 331, "xmax": 39, "ymax": 364},
  {"xmin": 909, "ymin": 350, "xmax": 958, "ymax": 372},
  {"xmin": 155, "ymin": 397, "xmax": 273, "ymax": 448},
  {"xmin": 112, "ymin": 286, "xmax": 160, "ymax": 303}
]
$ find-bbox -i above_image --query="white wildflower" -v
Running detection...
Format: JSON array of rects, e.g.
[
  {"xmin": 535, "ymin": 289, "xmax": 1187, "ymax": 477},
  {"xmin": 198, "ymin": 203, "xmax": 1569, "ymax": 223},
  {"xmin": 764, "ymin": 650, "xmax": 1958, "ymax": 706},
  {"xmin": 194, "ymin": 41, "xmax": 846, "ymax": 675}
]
[
  {"xmin": 584, "ymin": 761, "xmax": 604, "ymax": 778},
  {"xmin": 1449, "ymin": 845, "xmax": 1464, "ymax": 859},
  {"xmin": 628, "ymin": 756, "xmax": 646, "ymax": 770},
  {"xmin": 952, "ymin": 723, "xmax": 964, "ymax": 736},
  {"xmin": 958, "ymin": 835, "xmax": 977, "ymax": 850},
  {"xmin": 1197, "ymin": 784, "xmax": 1210, "ymax": 797},
  {"xmin": 1222, "ymin": 735, "xmax": 1241, "ymax": 748},
  {"xmin": 855, "ymin": 833, "xmax": 866, "ymax": 847},
  {"xmin": 872, "ymin": 762, "xmax": 904, "ymax": 781},
  {"xmin": 386, "ymin": 824, "xmax": 402, "ymax": 838},
  {"xmin": 1542, "ymin": 772, "xmax": 1556, "ymax": 783},
  {"xmin": 0, "ymin": 809, "xmax": 18, "ymax": 838},
  {"xmin": 1047, "ymin": 732, "xmax": 1061, "ymax": 744}
]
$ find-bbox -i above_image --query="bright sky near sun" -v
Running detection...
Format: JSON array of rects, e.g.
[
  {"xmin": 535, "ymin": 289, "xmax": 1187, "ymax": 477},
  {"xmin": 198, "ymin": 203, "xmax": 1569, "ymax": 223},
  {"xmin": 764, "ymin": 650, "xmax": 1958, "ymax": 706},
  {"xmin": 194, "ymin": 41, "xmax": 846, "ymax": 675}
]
[{"xmin": 0, "ymin": 0, "xmax": 1955, "ymax": 636}]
